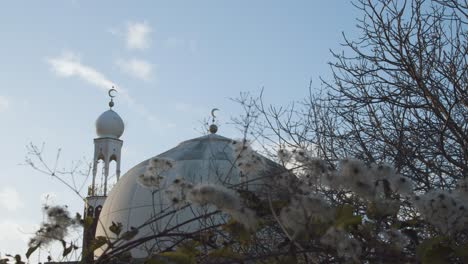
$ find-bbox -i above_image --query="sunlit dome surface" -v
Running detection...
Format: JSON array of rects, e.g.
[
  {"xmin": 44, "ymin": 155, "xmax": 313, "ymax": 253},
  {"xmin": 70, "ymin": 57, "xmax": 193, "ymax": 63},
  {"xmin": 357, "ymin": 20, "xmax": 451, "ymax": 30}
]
[
  {"xmin": 95, "ymin": 133, "xmax": 280, "ymax": 259},
  {"xmin": 95, "ymin": 109, "xmax": 125, "ymax": 139}
]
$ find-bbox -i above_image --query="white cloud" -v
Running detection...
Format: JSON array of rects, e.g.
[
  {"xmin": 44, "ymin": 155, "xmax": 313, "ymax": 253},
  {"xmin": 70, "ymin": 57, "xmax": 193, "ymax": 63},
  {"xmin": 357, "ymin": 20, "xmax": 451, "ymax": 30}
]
[
  {"xmin": 0, "ymin": 187, "xmax": 24, "ymax": 211},
  {"xmin": 47, "ymin": 51, "xmax": 159, "ymax": 124},
  {"xmin": 116, "ymin": 58, "xmax": 153, "ymax": 81},
  {"xmin": 126, "ymin": 21, "xmax": 151, "ymax": 50},
  {"xmin": 0, "ymin": 96, "xmax": 9, "ymax": 112},
  {"xmin": 46, "ymin": 51, "xmax": 115, "ymax": 91}
]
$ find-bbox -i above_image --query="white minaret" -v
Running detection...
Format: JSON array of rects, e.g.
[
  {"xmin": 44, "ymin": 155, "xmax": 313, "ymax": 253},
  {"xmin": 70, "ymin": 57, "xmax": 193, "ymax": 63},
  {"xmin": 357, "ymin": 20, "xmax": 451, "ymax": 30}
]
[
  {"xmin": 91, "ymin": 88, "xmax": 125, "ymax": 196},
  {"xmin": 83, "ymin": 88, "xmax": 125, "ymax": 261}
]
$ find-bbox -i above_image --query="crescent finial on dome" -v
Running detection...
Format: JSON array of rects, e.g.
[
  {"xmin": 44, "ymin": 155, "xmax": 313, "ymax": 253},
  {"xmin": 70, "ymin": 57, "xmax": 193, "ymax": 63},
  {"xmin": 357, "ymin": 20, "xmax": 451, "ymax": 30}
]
[{"xmin": 209, "ymin": 108, "xmax": 219, "ymax": 134}]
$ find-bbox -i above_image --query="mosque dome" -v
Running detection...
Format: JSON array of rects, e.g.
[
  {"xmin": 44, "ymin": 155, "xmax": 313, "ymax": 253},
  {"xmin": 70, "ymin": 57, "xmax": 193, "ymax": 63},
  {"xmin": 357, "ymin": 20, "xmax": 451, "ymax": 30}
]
[
  {"xmin": 95, "ymin": 133, "xmax": 282, "ymax": 259},
  {"xmin": 95, "ymin": 109, "xmax": 125, "ymax": 139}
]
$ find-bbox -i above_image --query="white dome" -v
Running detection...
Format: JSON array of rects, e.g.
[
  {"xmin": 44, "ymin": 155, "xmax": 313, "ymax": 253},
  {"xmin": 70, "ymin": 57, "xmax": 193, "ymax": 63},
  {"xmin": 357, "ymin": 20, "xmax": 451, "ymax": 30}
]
[
  {"xmin": 95, "ymin": 109, "xmax": 125, "ymax": 139},
  {"xmin": 95, "ymin": 134, "xmax": 281, "ymax": 259}
]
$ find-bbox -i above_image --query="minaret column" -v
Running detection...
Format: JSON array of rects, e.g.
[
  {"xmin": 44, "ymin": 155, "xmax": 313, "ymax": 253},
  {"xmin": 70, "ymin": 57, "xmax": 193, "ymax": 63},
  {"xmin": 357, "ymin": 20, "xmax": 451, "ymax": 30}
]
[
  {"xmin": 103, "ymin": 157, "xmax": 110, "ymax": 195},
  {"xmin": 116, "ymin": 155, "xmax": 122, "ymax": 180}
]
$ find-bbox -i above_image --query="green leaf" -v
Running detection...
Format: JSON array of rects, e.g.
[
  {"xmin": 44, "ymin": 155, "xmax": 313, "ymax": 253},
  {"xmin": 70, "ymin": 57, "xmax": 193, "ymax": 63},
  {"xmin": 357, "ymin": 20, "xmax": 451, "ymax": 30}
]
[
  {"xmin": 177, "ymin": 240, "xmax": 200, "ymax": 256},
  {"xmin": 454, "ymin": 243, "xmax": 468, "ymax": 257},
  {"xmin": 336, "ymin": 204, "xmax": 353, "ymax": 218},
  {"xmin": 417, "ymin": 236, "xmax": 452, "ymax": 264},
  {"xmin": 417, "ymin": 236, "xmax": 445, "ymax": 258},
  {"xmin": 453, "ymin": 243, "xmax": 468, "ymax": 264},
  {"xmin": 423, "ymin": 245, "xmax": 452, "ymax": 264},
  {"xmin": 208, "ymin": 247, "xmax": 241, "ymax": 260},
  {"xmin": 150, "ymin": 240, "xmax": 199, "ymax": 264},
  {"xmin": 109, "ymin": 221, "xmax": 123, "ymax": 236},
  {"xmin": 84, "ymin": 216, "xmax": 94, "ymax": 228},
  {"xmin": 335, "ymin": 205, "xmax": 362, "ymax": 229},
  {"xmin": 26, "ymin": 243, "xmax": 41, "ymax": 259},
  {"xmin": 159, "ymin": 251, "xmax": 195, "ymax": 264},
  {"xmin": 144, "ymin": 258, "xmax": 167, "ymax": 264},
  {"xmin": 89, "ymin": 236, "xmax": 108, "ymax": 252},
  {"xmin": 309, "ymin": 219, "xmax": 331, "ymax": 237},
  {"xmin": 121, "ymin": 227, "xmax": 139, "ymax": 240}
]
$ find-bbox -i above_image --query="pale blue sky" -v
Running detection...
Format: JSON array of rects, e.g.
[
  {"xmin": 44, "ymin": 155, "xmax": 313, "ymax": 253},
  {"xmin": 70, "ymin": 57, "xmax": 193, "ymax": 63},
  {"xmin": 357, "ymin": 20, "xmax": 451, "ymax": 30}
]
[{"xmin": 0, "ymin": 0, "xmax": 360, "ymax": 261}]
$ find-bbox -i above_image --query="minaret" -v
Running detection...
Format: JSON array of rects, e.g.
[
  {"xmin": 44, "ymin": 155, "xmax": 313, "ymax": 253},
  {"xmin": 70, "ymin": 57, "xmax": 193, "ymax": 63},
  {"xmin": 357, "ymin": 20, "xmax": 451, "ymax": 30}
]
[
  {"xmin": 91, "ymin": 89, "xmax": 125, "ymax": 196},
  {"xmin": 83, "ymin": 88, "xmax": 125, "ymax": 261}
]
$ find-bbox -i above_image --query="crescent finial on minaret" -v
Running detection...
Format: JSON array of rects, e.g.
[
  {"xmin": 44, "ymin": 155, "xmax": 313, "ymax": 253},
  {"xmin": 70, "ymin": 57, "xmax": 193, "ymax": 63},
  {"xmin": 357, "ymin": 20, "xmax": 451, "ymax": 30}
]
[{"xmin": 108, "ymin": 87, "xmax": 117, "ymax": 109}]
